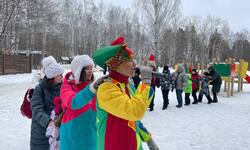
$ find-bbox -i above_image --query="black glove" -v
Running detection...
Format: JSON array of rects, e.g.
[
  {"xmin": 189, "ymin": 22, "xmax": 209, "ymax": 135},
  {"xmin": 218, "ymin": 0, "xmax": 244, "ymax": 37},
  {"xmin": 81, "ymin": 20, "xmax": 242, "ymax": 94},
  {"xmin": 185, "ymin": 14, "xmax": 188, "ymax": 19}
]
[{"xmin": 147, "ymin": 138, "xmax": 159, "ymax": 150}]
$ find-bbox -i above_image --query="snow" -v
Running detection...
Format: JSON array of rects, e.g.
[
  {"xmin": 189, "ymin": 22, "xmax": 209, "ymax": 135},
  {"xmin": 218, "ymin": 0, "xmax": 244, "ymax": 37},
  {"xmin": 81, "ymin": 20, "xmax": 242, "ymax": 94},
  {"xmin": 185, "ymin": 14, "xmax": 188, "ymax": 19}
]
[{"xmin": 1, "ymin": 69, "xmax": 250, "ymax": 150}]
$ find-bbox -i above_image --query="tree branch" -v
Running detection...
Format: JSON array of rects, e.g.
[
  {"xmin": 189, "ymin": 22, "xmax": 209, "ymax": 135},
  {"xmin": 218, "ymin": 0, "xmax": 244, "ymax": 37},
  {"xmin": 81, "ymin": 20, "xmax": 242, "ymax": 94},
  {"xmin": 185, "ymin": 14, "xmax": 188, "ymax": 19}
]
[{"xmin": 0, "ymin": 0, "xmax": 21, "ymax": 43}]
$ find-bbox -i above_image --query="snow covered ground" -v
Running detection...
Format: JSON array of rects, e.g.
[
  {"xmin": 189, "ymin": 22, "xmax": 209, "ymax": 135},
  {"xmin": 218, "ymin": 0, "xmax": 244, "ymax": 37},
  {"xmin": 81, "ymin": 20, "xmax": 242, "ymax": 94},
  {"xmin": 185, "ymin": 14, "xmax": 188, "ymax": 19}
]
[{"xmin": 1, "ymin": 69, "xmax": 250, "ymax": 150}]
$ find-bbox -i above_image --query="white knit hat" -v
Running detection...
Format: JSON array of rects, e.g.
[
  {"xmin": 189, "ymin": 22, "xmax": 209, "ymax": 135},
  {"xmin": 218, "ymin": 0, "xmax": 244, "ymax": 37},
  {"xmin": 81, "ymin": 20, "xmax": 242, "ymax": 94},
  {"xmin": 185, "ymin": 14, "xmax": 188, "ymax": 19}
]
[
  {"xmin": 42, "ymin": 56, "xmax": 57, "ymax": 68},
  {"xmin": 44, "ymin": 63, "xmax": 64, "ymax": 79},
  {"xmin": 41, "ymin": 56, "xmax": 57, "ymax": 78},
  {"xmin": 71, "ymin": 55, "xmax": 94, "ymax": 84}
]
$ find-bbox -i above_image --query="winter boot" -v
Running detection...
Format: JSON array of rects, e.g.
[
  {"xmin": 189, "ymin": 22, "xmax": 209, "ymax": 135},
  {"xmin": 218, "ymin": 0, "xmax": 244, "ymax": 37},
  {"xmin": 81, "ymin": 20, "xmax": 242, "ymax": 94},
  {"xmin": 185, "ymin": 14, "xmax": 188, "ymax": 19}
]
[
  {"xmin": 198, "ymin": 95, "xmax": 203, "ymax": 103},
  {"xmin": 212, "ymin": 92, "xmax": 218, "ymax": 103},
  {"xmin": 162, "ymin": 105, "xmax": 168, "ymax": 110},
  {"xmin": 149, "ymin": 107, "xmax": 154, "ymax": 111},
  {"xmin": 176, "ymin": 105, "xmax": 182, "ymax": 108},
  {"xmin": 207, "ymin": 95, "xmax": 213, "ymax": 104},
  {"xmin": 192, "ymin": 101, "xmax": 198, "ymax": 104}
]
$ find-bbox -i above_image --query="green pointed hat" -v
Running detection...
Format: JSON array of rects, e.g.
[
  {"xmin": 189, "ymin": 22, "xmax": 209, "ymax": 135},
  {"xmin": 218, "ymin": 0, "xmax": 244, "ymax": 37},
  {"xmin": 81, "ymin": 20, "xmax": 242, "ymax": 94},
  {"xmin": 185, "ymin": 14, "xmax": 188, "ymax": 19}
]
[
  {"xmin": 93, "ymin": 45, "xmax": 122, "ymax": 69},
  {"xmin": 93, "ymin": 43, "xmax": 134, "ymax": 70}
]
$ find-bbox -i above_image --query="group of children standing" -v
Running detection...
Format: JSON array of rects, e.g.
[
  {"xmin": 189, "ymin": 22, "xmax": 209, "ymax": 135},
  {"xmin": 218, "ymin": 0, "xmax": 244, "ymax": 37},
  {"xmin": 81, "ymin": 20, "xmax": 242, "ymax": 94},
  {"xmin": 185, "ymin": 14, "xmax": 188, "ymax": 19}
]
[
  {"xmin": 169, "ymin": 64, "xmax": 222, "ymax": 109},
  {"xmin": 132, "ymin": 62, "xmax": 222, "ymax": 111}
]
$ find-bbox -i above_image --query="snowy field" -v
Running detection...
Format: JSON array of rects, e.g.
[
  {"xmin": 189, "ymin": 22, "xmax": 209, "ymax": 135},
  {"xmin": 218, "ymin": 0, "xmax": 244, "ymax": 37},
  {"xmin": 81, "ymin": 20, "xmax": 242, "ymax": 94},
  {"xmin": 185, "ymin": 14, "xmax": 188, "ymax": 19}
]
[{"xmin": 0, "ymin": 69, "xmax": 250, "ymax": 150}]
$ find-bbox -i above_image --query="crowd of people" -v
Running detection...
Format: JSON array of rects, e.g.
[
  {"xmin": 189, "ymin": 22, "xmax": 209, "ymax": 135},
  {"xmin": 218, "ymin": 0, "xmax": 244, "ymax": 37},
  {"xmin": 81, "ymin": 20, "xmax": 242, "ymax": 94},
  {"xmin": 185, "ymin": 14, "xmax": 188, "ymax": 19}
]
[
  {"xmin": 29, "ymin": 36, "xmax": 222, "ymax": 150},
  {"xmin": 130, "ymin": 62, "xmax": 222, "ymax": 111},
  {"xmin": 30, "ymin": 37, "xmax": 159, "ymax": 150}
]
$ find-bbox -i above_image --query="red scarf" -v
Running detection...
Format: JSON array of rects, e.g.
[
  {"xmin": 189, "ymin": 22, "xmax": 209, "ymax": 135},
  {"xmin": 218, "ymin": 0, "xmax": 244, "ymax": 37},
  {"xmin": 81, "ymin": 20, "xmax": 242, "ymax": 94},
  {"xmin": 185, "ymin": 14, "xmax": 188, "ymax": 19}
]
[{"xmin": 109, "ymin": 71, "xmax": 130, "ymax": 97}]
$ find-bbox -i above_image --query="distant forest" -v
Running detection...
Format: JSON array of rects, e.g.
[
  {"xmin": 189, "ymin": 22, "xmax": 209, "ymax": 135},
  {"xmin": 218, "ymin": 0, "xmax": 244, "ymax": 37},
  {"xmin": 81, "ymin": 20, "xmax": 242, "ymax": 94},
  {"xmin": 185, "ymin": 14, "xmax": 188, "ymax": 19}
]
[{"xmin": 1, "ymin": 0, "xmax": 250, "ymax": 67}]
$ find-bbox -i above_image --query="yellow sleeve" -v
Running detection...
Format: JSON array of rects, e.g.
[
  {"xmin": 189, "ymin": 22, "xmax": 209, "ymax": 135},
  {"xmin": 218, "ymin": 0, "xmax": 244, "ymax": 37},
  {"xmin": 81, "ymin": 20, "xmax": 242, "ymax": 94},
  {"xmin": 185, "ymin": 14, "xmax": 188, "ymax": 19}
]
[{"xmin": 97, "ymin": 82, "xmax": 154, "ymax": 121}]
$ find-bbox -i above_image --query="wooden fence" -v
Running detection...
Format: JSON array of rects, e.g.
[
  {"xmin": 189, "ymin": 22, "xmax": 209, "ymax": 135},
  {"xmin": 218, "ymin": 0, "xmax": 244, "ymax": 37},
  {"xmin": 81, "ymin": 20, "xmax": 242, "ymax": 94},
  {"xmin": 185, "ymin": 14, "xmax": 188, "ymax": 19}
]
[{"xmin": 0, "ymin": 54, "xmax": 33, "ymax": 75}]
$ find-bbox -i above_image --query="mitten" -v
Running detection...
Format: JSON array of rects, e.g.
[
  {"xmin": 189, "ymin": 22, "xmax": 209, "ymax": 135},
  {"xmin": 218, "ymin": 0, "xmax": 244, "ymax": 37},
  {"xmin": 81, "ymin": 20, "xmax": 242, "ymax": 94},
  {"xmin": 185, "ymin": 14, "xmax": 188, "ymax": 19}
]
[
  {"xmin": 147, "ymin": 138, "xmax": 159, "ymax": 150},
  {"xmin": 54, "ymin": 112, "xmax": 64, "ymax": 127},
  {"xmin": 89, "ymin": 75, "xmax": 109, "ymax": 93},
  {"xmin": 53, "ymin": 96, "xmax": 61, "ymax": 115},
  {"xmin": 94, "ymin": 75, "xmax": 109, "ymax": 89}
]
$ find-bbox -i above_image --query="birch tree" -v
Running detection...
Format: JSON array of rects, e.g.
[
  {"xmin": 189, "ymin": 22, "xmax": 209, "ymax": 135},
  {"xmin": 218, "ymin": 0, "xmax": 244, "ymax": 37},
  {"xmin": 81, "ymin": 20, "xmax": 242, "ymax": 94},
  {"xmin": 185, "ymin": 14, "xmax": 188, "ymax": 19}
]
[{"xmin": 133, "ymin": 0, "xmax": 181, "ymax": 62}]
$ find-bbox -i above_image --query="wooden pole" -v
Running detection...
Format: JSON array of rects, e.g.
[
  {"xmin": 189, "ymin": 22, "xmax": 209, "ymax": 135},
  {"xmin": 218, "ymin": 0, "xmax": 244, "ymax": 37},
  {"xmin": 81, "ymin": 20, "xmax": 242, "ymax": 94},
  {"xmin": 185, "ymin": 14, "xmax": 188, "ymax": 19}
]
[
  {"xmin": 240, "ymin": 78, "xmax": 243, "ymax": 91},
  {"xmin": 230, "ymin": 77, "xmax": 234, "ymax": 96},
  {"xmin": 230, "ymin": 58, "xmax": 234, "ymax": 96},
  {"xmin": 238, "ymin": 60, "xmax": 242, "ymax": 92},
  {"xmin": 2, "ymin": 54, "xmax": 5, "ymax": 75},
  {"xmin": 240, "ymin": 60, "xmax": 245, "ymax": 92},
  {"xmin": 29, "ymin": 54, "xmax": 32, "ymax": 73},
  {"xmin": 224, "ymin": 80, "xmax": 227, "ymax": 92},
  {"xmin": 227, "ymin": 77, "xmax": 230, "ymax": 97}
]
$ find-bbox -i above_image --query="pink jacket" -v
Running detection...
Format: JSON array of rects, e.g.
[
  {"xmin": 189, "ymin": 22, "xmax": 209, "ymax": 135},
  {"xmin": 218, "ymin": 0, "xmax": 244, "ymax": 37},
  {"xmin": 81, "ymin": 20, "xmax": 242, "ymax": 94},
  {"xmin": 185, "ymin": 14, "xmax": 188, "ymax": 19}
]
[{"xmin": 60, "ymin": 72, "xmax": 96, "ymax": 124}]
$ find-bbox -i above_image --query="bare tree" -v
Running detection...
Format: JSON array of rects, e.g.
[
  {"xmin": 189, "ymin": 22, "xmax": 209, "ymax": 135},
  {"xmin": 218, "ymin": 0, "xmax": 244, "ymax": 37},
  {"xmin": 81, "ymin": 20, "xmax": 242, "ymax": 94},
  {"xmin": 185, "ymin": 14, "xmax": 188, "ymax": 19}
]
[
  {"xmin": 133, "ymin": 0, "xmax": 181, "ymax": 62},
  {"xmin": 0, "ymin": 0, "xmax": 21, "ymax": 43}
]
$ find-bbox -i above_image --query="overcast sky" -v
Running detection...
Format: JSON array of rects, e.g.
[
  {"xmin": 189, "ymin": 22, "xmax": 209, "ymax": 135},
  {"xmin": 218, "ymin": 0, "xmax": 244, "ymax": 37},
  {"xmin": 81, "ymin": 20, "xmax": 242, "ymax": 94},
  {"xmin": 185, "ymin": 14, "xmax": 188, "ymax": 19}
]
[
  {"xmin": 182, "ymin": 0, "xmax": 250, "ymax": 32},
  {"xmin": 97, "ymin": 0, "xmax": 250, "ymax": 32}
]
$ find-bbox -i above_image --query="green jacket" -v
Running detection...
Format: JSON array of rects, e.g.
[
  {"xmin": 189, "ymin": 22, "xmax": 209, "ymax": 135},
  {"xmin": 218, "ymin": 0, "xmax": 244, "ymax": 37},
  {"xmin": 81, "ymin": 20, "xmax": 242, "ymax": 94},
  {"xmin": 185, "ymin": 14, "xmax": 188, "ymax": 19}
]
[{"xmin": 185, "ymin": 74, "xmax": 192, "ymax": 94}]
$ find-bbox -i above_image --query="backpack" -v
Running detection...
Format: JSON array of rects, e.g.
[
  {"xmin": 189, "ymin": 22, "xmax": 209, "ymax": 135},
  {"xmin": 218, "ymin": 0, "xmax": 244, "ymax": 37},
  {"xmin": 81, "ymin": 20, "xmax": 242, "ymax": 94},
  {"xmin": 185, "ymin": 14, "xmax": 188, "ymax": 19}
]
[{"xmin": 20, "ymin": 88, "xmax": 34, "ymax": 119}]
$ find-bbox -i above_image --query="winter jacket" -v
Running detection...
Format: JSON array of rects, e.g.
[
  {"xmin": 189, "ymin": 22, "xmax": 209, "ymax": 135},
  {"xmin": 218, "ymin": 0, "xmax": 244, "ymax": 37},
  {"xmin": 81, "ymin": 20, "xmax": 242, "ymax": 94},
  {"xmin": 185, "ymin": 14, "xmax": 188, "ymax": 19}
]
[
  {"xmin": 30, "ymin": 78, "xmax": 61, "ymax": 150},
  {"xmin": 200, "ymin": 76, "xmax": 210, "ymax": 95},
  {"xmin": 208, "ymin": 69, "xmax": 222, "ymax": 93},
  {"xmin": 185, "ymin": 74, "xmax": 192, "ymax": 94},
  {"xmin": 132, "ymin": 74, "xmax": 141, "ymax": 89},
  {"xmin": 191, "ymin": 73, "xmax": 201, "ymax": 91},
  {"xmin": 174, "ymin": 69, "xmax": 187, "ymax": 90},
  {"xmin": 151, "ymin": 67, "xmax": 160, "ymax": 88},
  {"xmin": 60, "ymin": 72, "xmax": 96, "ymax": 150},
  {"xmin": 132, "ymin": 67, "xmax": 141, "ymax": 89},
  {"xmin": 160, "ymin": 69, "xmax": 175, "ymax": 90},
  {"xmin": 96, "ymin": 71, "xmax": 154, "ymax": 150}
]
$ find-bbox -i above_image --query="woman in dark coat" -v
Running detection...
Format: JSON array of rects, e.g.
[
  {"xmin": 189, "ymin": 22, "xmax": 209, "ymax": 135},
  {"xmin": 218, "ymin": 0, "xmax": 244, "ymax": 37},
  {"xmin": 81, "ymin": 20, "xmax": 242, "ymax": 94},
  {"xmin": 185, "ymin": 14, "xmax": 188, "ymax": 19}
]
[
  {"xmin": 30, "ymin": 63, "xmax": 64, "ymax": 150},
  {"xmin": 207, "ymin": 66, "xmax": 222, "ymax": 103}
]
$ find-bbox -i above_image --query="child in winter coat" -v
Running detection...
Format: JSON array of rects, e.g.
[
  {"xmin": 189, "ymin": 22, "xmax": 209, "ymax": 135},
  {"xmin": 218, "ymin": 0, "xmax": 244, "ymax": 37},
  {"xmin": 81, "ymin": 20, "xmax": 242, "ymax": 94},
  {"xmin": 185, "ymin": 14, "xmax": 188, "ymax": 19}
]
[
  {"xmin": 160, "ymin": 65, "xmax": 175, "ymax": 110},
  {"xmin": 184, "ymin": 74, "xmax": 192, "ymax": 105},
  {"xmin": 173, "ymin": 64, "xmax": 187, "ymax": 108},
  {"xmin": 191, "ymin": 69, "xmax": 201, "ymax": 104},
  {"xmin": 198, "ymin": 72, "xmax": 213, "ymax": 104}
]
